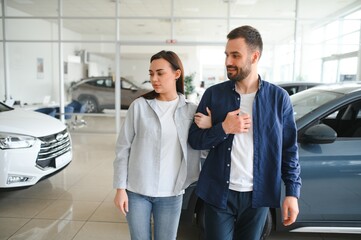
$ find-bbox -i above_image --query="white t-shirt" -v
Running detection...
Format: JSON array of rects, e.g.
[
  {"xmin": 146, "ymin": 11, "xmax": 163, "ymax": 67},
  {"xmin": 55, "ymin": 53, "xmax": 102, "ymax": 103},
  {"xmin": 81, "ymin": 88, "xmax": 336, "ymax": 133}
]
[
  {"xmin": 154, "ymin": 97, "xmax": 182, "ymax": 196},
  {"xmin": 229, "ymin": 92, "xmax": 256, "ymax": 192}
]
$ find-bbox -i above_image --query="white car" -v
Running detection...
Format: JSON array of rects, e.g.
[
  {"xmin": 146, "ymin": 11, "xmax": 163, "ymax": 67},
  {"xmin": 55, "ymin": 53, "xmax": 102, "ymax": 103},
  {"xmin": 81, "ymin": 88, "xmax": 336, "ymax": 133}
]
[{"xmin": 0, "ymin": 102, "xmax": 72, "ymax": 188}]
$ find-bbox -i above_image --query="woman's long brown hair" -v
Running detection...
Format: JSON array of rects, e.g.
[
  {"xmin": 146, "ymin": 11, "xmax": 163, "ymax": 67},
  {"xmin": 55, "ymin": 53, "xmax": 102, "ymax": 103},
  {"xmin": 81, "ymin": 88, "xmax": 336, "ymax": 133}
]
[{"xmin": 142, "ymin": 50, "xmax": 184, "ymax": 100}]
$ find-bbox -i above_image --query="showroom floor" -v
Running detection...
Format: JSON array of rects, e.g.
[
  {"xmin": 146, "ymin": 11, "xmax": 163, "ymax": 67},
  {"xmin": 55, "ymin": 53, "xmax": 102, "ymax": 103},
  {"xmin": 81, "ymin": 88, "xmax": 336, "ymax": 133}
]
[{"xmin": 0, "ymin": 117, "xmax": 360, "ymax": 240}]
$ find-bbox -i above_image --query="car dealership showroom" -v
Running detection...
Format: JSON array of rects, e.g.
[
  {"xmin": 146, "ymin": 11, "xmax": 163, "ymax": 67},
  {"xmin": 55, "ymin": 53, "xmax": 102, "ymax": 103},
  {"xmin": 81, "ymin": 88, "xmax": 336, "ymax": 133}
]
[{"xmin": 1, "ymin": 0, "xmax": 361, "ymax": 239}]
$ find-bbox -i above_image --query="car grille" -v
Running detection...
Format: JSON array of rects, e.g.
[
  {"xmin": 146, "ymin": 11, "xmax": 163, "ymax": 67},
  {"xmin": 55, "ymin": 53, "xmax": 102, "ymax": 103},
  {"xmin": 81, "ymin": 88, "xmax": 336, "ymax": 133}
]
[{"xmin": 36, "ymin": 129, "xmax": 71, "ymax": 170}]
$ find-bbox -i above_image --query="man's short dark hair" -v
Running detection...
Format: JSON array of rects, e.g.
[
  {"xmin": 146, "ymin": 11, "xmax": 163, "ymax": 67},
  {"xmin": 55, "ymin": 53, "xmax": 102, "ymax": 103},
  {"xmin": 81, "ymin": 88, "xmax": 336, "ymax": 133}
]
[{"xmin": 227, "ymin": 25, "xmax": 263, "ymax": 57}]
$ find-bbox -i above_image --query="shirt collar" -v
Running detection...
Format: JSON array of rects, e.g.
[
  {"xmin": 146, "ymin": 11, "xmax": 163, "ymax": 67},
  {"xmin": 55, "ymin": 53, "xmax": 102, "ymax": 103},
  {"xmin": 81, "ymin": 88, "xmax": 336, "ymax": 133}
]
[{"xmin": 145, "ymin": 93, "xmax": 187, "ymax": 110}]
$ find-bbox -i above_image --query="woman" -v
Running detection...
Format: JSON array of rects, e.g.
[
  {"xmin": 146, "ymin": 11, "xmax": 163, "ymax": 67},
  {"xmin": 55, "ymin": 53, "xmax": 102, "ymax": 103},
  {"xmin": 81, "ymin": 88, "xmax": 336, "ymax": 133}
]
[{"xmin": 113, "ymin": 50, "xmax": 204, "ymax": 240}]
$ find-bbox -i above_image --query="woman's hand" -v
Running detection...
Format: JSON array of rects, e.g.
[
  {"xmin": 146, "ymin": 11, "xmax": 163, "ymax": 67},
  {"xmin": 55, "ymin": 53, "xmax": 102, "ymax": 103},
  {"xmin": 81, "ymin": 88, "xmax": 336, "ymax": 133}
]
[
  {"xmin": 114, "ymin": 189, "xmax": 129, "ymax": 216},
  {"xmin": 195, "ymin": 107, "xmax": 212, "ymax": 129}
]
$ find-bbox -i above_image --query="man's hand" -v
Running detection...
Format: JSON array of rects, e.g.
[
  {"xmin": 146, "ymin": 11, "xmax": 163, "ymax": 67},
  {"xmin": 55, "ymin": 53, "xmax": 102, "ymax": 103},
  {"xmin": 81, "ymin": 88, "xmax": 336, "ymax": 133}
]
[
  {"xmin": 282, "ymin": 196, "xmax": 299, "ymax": 226},
  {"xmin": 222, "ymin": 109, "xmax": 251, "ymax": 134},
  {"xmin": 114, "ymin": 189, "xmax": 129, "ymax": 216}
]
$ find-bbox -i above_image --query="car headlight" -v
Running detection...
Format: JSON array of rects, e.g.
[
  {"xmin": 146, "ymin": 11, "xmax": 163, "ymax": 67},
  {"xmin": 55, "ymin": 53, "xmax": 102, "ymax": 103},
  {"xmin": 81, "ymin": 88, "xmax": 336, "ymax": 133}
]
[{"xmin": 0, "ymin": 133, "xmax": 36, "ymax": 149}]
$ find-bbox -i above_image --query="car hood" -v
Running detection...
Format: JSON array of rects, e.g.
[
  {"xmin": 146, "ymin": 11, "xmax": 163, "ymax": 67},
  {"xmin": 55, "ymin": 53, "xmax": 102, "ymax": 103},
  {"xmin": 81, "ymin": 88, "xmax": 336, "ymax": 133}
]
[{"xmin": 0, "ymin": 109, "xmax": 66, "ymax": 137}]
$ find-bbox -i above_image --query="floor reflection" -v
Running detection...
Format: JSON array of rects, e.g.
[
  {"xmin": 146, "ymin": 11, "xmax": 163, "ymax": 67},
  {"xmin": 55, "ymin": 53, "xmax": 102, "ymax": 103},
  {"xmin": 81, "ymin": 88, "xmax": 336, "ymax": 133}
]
[{"xmin": 0, "ymin": 126, "xmax": 360, "ymax": 240}]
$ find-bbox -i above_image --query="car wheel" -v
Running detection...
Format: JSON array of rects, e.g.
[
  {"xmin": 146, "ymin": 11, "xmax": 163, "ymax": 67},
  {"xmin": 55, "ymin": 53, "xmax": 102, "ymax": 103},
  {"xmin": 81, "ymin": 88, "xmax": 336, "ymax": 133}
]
[
  {"xmin": 260, "ymin": 210, "xmax": 273, "ymax": 240},
  {"xmin": 79, "ymin": 96, "xmax": 98, "ymax": 113}
]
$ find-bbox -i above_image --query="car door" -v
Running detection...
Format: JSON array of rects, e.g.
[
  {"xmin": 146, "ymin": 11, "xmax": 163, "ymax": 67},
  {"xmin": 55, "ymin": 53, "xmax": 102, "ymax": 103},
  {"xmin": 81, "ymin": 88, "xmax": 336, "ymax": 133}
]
[
  {"xmin": 297, "ymin": 100, "xmax": 361, "ymax": 223},
  {"xmin": 100, "ymin": 78, "xmax": 116, "ymax": 108},
  {"xmin": 87, "ymin": 78, "xmax": 114, "ymax": 110}
]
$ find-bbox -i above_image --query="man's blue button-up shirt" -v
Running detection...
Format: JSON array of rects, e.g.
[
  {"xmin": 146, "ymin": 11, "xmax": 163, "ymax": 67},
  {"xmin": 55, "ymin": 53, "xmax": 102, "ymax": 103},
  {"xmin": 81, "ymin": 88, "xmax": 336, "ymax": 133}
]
[{"xmin": 188, "ymin": 78, "xmax": 301, "ymax": 209}]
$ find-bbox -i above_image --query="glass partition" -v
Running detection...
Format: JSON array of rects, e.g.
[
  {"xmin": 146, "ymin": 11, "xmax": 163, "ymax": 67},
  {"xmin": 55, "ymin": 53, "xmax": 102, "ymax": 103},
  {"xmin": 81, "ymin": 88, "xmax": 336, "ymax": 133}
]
[
  {"xmin": 229, "ymin": 19, "xmax": 296, "ymax": 83},
  {"xmin": 62, "ymin": 42, "xmax": 117, "ymax": 133},
  {"xmin": 230, "ymin": 0, "xmax": 295, "ymax": 19},
  {"xmin": 0, "ymin": 0, "xmax": 360, "ymax": 134},
  {"xmin": 174, "ymin": 0, "xmax": 227, "ymax": 17},
  {"xmin": 63, "ymin": 0, "xmax": 116, "ymax": 17},
  {"xmin": 298, "ymin": 0, "xmax": 360, "ymax": 19},
  {"xmin": 119, "ymin": 19, "xmax": 171, "ymax": 42},
  {"xmin": 339, "ymin": 57, "xmax": 358, "ymax": 81},
  {"xmin": 62, "ymin": 19, "xmax": 115, "ymax": 41},
  {"xmin": 0, "ymin": 19, "xmax": 2, "ymax": 39},
  {"xmin": 119, "ymin": 0, "xmax": 171, "ymax": 17},
  {"xmin": 6, "ymin": 19, "xmax": 58, "ymax": 40},
  {"xmin": 0, "ymin": 42, "xmax": 4, "ymax": 101},
  {"xmin": 174, "ymin": 19, "xmax": 228, "ymax": 43},
  {"xmin": 6, "ymin": 0, "xmax": 58, "ymax": 17},
  {"xmin": 7, "ymin": 42, "xmax": 59, "ymax": 105},
  {"xmin": 341, "ymin": 32, "xmax": 360, "ymax": 54}
]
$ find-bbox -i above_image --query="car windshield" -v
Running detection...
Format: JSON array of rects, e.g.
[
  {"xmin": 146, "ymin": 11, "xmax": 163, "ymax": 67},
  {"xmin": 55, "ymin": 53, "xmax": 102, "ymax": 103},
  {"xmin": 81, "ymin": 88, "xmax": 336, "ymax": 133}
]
[{"xmin": 290, "ymin": 89, "xmax": 343, "ymax": 120}]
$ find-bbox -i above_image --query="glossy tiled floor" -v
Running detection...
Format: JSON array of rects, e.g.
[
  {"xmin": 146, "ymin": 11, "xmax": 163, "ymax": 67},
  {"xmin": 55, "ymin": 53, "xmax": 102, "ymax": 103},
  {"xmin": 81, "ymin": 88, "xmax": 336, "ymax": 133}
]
[{"xmin": 0, "ymin": 122, "xmax": 360, "ymax": 239}]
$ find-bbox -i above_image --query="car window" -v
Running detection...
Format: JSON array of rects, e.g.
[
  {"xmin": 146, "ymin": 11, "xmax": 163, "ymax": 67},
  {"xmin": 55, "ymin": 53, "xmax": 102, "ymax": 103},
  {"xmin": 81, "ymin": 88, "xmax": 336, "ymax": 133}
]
[
  {"xmin": 104, "ymin": 79, "xmax": 113, "ymax": 88},
  {"xmin": 122, "ymin": 80, "xmax": 138, "ymax": 90},
  {"xmin": 324, "ymin": 110, "xmax": 339, "ymax": 119},
  {"xmin": 85, "ymin": 80, "xmax": 100, "ymax": 86},
  {"xmin": 321, "ymin": 100, "xmax": 361, "ymax": 138},
  {"xmin": 291, "ymin": 89, "xmax": 343, "ymax": 120},
  {"xmin": 95, "ymin": 80, "xmax": 105, "ymax": 87},
  {"xmin": 85, "ymin": 79, "xmax": 113, "ymax": 88},
  {"xmin": 357, "ymin": 111, "xmax": 361, "ymax": 119},
  {"xmin": 284, "ymin": 86, "xmax": 297, "ymax": 95}
]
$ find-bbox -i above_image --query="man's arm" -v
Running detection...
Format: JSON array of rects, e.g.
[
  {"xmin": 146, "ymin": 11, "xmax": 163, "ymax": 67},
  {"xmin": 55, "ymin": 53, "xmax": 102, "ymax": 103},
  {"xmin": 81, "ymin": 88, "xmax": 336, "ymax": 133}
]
[{"xmin": 281, "ymin": 94, "xmax": 302, "ymax": 226}]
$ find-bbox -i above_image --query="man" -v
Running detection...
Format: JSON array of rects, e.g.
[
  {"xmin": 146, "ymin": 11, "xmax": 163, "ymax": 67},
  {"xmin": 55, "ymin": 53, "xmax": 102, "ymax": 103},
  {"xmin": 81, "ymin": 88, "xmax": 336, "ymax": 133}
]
[{"xmin": 188, "ymin": 25, "xmax": 301, "ymax": 240}]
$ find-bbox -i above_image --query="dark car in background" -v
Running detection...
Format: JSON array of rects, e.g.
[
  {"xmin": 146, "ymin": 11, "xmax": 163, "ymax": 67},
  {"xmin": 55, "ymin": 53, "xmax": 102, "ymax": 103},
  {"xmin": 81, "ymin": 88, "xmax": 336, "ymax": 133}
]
[
  {"xmin": 181, "ymin": 82, "xmax": 361, "ymax": 239},
  {"xmin": 278, "ymin": 82, "xmax": 324, "ymax": 95},
  {"xmin": 69, "ymin": 76, "xmax": 150, "ymax": 113}
]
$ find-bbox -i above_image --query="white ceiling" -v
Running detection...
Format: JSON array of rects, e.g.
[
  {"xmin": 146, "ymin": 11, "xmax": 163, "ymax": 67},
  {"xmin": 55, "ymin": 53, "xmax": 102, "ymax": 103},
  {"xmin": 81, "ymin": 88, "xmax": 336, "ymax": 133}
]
[
  {"xmin": 4, "ymin": 0, "xmax": 361, "ymax": 61},
  {"xmin": 5, "ymin": 0, "xmax": 361, "ymax": 44}
]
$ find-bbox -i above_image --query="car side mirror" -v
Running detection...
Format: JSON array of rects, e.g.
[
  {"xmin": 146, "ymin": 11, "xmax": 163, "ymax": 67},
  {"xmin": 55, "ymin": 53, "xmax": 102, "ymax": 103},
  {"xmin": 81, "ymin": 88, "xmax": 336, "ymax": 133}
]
[{"xmin": 300, "ymin": 123, "xmax": 337, "ymax": 144}]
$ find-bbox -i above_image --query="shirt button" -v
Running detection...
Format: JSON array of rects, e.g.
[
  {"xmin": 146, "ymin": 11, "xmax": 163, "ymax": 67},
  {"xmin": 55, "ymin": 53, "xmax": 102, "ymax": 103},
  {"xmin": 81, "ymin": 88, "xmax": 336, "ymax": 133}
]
[
  {"xmin": 212, "ymin": 146, "xmax": 215, "ymax": 148},
  {"xmin": 237, "ymin": 98, "xmax": 240, "ymax": 100},
  {"xmin": 228, "ymin": 148, "xmax": 231, "ymax": 151},
  {"xmin": 226, "ymin": 181, "xmax": 229, "ymax": 184},
  {"xmin": 227, "ymin": 164, "xmax": 230, "ymax": 167}
]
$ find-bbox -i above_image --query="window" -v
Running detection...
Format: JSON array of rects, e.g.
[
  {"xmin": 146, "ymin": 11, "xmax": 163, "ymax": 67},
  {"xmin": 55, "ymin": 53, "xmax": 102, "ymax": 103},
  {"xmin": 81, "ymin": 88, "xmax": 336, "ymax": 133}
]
[{"xmin": 321, "ymin": 100, "xmax": 361, "ymax": 138}]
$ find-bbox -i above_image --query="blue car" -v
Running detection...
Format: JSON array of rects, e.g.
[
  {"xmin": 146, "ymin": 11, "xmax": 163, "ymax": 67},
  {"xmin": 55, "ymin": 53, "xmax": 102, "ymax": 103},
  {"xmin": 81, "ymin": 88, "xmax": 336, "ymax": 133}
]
[{"xmin": 181, "ymin": 82, "xmax": 361, "ymax": 239}]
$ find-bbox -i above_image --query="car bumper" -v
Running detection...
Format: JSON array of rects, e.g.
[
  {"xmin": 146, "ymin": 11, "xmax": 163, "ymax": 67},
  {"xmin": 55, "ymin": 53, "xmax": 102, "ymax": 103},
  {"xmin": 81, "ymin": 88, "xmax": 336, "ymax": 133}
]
[{"xmin": 0, "ymin": 146, "xmax": 72, "ymax": 188}]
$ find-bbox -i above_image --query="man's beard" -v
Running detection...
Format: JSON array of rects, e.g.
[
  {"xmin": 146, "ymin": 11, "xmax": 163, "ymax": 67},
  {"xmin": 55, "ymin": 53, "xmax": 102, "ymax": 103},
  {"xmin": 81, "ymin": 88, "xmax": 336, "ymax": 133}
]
[{"xmin": 227, "ymin": 62, "xmax": 251, "ymax": 82}]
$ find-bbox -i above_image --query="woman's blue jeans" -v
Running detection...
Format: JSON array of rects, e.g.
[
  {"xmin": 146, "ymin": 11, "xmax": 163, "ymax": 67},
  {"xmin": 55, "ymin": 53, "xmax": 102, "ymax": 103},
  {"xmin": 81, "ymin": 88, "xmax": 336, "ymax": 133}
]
[
  {"xmin": 204, "ymin": 191, "xmax": 268, "ymax": 240},
  {"xmin": 126, "ymin": 191, "xmax": 182, "ymax": 240}
]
